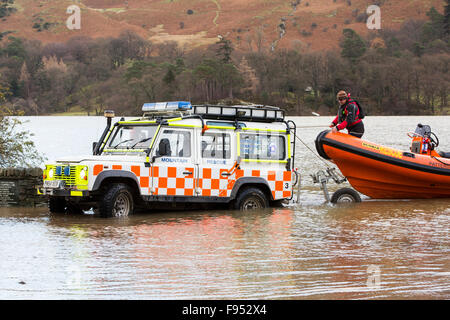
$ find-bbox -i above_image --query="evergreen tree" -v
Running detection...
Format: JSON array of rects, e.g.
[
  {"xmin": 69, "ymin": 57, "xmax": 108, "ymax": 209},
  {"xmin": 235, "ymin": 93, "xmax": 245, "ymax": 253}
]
[
  {"xmin": 4, "ymin": 36, "xmax": 26, "ymax": 60},
  {"xmin": 163, "ymin": 67, "xmax": 175, "ymax": 85},
  {"xmin": 422, "ymin": 7, "xmax": 445, "ymax": 42},
  {"xmin": 216, "ymin": 37, "xmax": 233, "ymax": 64},
  {"xmin": 340, "ymin": 29, "xmax": 366, "ymax": 61}
]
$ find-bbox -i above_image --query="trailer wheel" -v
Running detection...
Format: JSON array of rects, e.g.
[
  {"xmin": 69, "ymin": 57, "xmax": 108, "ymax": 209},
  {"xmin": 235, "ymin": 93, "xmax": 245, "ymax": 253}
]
[
  {"xmin": 98, "ymin": 183, "xmax": 134, "ymax": 218},
  {"xmin": 234, "ymin": 187, "xmax": 269, "ymax": 210},
  {"xmin": 48, "ymin": 196, "xmax": 66, "ymax": 213},
  {"xmin": 330, "ymin": 188, "xmax": 361, "ymax": 204}
]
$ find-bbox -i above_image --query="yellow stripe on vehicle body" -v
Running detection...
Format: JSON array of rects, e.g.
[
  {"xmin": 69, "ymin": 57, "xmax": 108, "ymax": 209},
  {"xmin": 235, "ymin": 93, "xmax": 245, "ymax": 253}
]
[
  {"xmin": 287, "ymin": 134, "xmax": 292, "ymax": 158},
  {"xmin": 118, "ymin": 120, "xmax": 157, "ymax": 125},
  {"xmin": 236, "ymin": 132, "xmax": 288, "ymax": 163},
  {"xmin": 149, "ymin": 125, "xmax": 161, "ymax": 149},
  {"xmin": 242, "ymin": 127, "xmax": 286, "ymax": 133},
  {"xmin": 166, "ymin": 117, "xmax": 183, "ymax": 122},
  {"xmin": 102, "ymin": 149, "xmax": 146, "ymax": 153},
  {"xmin": 237, "ymin": 132, "xmax": 241, "ymax": 157},
  {"xmin": 168, "ymin": 123, "xmax": 202, "ymax": 128},
  {"xmin": 242, "ymin": 159, "xmax": 288, "ymax": 163},
  {"xmin": 99, "ymin": 127, "xmax": 114, "ymax": 151},
  {"xmin": 165, "ymin": 120, "xmax": 238, "ymax": 131}
]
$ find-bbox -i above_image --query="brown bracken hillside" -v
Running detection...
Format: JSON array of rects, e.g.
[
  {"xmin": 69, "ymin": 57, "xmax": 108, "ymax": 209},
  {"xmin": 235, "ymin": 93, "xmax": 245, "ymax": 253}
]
[{"xmin": 0, "ymin": 0, "xmax": 446, "ymax": 51}]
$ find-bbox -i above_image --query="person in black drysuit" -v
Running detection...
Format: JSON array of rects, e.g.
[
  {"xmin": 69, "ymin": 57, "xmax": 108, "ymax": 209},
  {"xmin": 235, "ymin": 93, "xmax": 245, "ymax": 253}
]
[{"xmin": 330, "ymin": 90, "xmax": 365, "ymax": 138}]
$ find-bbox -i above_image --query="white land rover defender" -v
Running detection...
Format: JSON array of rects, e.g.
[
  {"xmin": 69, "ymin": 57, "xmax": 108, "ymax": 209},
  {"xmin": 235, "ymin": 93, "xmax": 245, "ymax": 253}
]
[{"xmin": 38, "ymin": 102, "xmax": 298, "ymax": 217}]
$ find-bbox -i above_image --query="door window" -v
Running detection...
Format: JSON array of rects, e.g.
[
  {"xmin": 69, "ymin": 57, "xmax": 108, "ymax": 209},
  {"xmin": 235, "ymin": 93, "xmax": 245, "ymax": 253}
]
[{"xmin": 155, "ymin": 129, "xmax": 191, "ymax": 157}]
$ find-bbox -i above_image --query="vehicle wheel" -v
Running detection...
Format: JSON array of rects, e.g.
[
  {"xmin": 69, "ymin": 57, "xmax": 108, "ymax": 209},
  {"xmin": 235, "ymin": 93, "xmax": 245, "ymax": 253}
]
[
  {"xmin": 98, "ymin": 183, "xmax": 134, "ymax": 218},
  {"xmin": 330, "ymin": 188, "xmax": 361, "ymax": 204},
  {"xmin": 234, "ymin": 187, "xmax": 269, "ymax": 210},
  {"xmin": 48, "ymin": 196, "xmax": 66, "ymax": 213}
]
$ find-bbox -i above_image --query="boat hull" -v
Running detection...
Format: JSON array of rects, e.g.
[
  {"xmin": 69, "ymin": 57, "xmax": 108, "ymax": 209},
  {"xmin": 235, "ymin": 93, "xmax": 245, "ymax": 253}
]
[{"xmin": 315, "ymin": 130, "xmax": 450, "ymax": 199}]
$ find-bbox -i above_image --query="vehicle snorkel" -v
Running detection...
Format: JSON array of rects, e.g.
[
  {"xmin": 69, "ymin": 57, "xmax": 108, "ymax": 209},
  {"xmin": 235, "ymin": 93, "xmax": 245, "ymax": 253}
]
[{"xmin": 93, "ymin": 110, "xmax": 115, "ymax": 155}]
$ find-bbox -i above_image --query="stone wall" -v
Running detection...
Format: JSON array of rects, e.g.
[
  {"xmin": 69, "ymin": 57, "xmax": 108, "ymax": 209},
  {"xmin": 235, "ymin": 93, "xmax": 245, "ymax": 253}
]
[{"xmin": 0, "ymin": 168, "xmax": 46, "ymax": 207}]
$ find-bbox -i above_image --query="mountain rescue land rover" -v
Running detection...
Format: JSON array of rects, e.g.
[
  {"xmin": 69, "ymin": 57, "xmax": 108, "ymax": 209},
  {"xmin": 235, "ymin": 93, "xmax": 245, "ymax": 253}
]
[{"xmin": 38, "ymin": 102, "xmax": 298, "ymax": 217}]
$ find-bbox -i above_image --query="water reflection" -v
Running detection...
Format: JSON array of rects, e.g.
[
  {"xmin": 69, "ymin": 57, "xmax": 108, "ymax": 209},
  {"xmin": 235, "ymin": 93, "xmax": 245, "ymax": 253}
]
[{"xmin": 0, "ymin": 203, "xmax": 448, "ymax": 299}]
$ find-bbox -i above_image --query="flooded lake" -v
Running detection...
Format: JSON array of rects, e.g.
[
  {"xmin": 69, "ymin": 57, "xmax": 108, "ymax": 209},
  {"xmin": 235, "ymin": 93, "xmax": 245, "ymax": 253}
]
[{"xmin": 0, "ymin": 116, "xmax": 449, "ymax": 299}]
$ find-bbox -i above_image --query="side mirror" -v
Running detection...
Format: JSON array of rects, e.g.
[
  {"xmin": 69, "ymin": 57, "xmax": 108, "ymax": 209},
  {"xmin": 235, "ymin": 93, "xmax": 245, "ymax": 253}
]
[{"xmin": 92, "ymin": 142, "xmax": 97, "ymax": 154}]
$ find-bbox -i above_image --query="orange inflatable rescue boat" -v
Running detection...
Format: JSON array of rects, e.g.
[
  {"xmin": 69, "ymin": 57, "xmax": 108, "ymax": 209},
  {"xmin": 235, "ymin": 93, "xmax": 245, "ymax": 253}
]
[{"xmin": 315, "ymin": 124, "xmax": 450, "ymax": 199}]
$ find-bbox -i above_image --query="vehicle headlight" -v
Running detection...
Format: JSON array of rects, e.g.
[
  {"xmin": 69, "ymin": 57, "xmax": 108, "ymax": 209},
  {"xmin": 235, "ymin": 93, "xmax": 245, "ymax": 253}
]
[
  {"xmin": 48, "ymin": 168, "xmax": 54, "ymax": 179},
  {"xmin": 79, "ymin": 167, "xmax": 88, "ymax": 180}
]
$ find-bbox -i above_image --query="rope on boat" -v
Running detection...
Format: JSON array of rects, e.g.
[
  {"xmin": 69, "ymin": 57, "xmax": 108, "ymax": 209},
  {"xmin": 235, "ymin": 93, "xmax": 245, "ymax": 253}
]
[
  {"xmin": 291, "ymin": 131, "xmax": 334, "ymax": 169},
  {"xmin": 290, "ymin": 128, "xmax": 347, "ymax": 203},
  {"xmin": 432, "ymin": 156, "xmax": 450, "ymax": 166},
  {"xmin": 295, "ymin": 125, "xmax": 331, "ymax": 129}
]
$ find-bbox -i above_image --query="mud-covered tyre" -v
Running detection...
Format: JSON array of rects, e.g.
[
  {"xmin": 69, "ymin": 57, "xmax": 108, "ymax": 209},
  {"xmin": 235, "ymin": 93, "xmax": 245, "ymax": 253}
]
[
  {"xmin": 98, "ymin": 183, "xmax": 134, "ymax": 218},
  {"xmin": 330, "ymin": 187, "xmax": 361, "ymax": 204},
  {"xmin": 234, "ymin": 187, "xmax": 269, "ymax": 210},
  {"xmin": 48, "ymin": 196, "xmax": 66, "ymax": 213}
]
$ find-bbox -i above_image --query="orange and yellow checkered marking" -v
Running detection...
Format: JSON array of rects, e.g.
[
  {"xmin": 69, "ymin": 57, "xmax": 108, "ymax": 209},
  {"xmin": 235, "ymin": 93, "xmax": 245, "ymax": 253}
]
[{"xmin": 89, "ymin": 163, "xmax": 292, "ymax": 200}]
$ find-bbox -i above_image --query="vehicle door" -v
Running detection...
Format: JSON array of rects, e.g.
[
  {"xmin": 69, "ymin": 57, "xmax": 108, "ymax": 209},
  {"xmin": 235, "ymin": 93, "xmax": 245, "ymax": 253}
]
[
  {"xmin": 150, "ymin": 127, "xmax": 196, "ymax": 197},
  {"xmin": 197, "ymin": 129, "xmax": 235, "ymax": 198}
]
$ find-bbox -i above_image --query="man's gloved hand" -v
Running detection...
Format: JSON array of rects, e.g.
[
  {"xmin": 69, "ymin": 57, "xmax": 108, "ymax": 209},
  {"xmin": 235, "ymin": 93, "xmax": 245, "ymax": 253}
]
[{"xmin": 329, "ymin": 123, "xmax": 336, "ymax": 128}]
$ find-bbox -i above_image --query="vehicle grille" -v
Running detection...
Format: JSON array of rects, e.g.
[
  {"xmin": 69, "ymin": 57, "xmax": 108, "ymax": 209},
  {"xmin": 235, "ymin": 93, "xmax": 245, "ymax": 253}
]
[{"xmin": 48, "ymin": 165, "xmax": 76, "ymax": 186}]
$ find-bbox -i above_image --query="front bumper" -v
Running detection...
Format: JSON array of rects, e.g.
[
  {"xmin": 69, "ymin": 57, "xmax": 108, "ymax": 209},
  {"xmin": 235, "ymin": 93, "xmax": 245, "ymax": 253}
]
[{"xmin": 37, "ymin": 187, "xmax": 89, "ymax": 197}]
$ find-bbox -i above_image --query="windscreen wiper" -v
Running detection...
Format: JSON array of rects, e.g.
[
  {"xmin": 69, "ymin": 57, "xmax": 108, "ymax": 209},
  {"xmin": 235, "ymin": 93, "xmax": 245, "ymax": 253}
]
[
  {"xmin": 112, "ymin": 139, "xmax": 134, "ymax": 149},
  {"xmin": 130, "ymin": 137, "xmax": 153, "ymax": 149}
]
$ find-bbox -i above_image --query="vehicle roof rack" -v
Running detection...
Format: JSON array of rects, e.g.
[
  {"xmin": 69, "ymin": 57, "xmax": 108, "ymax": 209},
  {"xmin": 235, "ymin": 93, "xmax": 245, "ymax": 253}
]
[
  {"xmin": 192, "ymin": 104, "xmax": 285, "ymax": 122},
  {"xmin": 140, "ymin": 101, "xmax": 285, "ymax": 122}
]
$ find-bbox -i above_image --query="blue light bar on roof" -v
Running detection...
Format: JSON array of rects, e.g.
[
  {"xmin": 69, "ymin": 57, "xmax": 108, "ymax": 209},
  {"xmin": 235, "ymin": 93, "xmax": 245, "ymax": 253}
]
[{"xmin": 142, "ymin": 101, "xmax": 192, "ymax": 112}]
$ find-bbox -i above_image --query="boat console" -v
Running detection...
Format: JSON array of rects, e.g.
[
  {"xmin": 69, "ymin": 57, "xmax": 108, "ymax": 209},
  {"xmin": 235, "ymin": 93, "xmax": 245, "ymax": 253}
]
[
  {"xmin": 408, "ymin": 124, "xmax": 438, "ymax": 155},
  {"xmin": 408, "ymin": 124, "xmax": 449, "ymax": 158}
]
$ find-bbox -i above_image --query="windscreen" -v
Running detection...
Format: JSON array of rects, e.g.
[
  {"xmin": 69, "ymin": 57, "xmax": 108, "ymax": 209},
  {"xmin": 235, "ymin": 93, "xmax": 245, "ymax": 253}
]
[{"xmin": 106, "ymin": 125, "xmax": 158, "ymax": 151}]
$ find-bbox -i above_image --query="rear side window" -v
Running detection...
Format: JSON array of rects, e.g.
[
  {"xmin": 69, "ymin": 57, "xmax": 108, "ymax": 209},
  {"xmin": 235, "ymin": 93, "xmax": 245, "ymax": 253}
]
[
  {"xmin": 201, "ymin": 133, "xmax": 231, "ymax": 159},
  {"xmin": 240, "ymin": 133, "xmax": 285, "ymax": 160}
]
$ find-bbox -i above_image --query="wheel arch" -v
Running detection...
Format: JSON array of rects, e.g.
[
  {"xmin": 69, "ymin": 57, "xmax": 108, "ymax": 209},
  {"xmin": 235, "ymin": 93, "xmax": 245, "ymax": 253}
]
[
  {"xmin": 230, "ymin": 177, "xmax": 274, "ymax": 202},
  {"xmin": 92, "ymin": 170, "xmax": 141, "ymax": 198}
]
